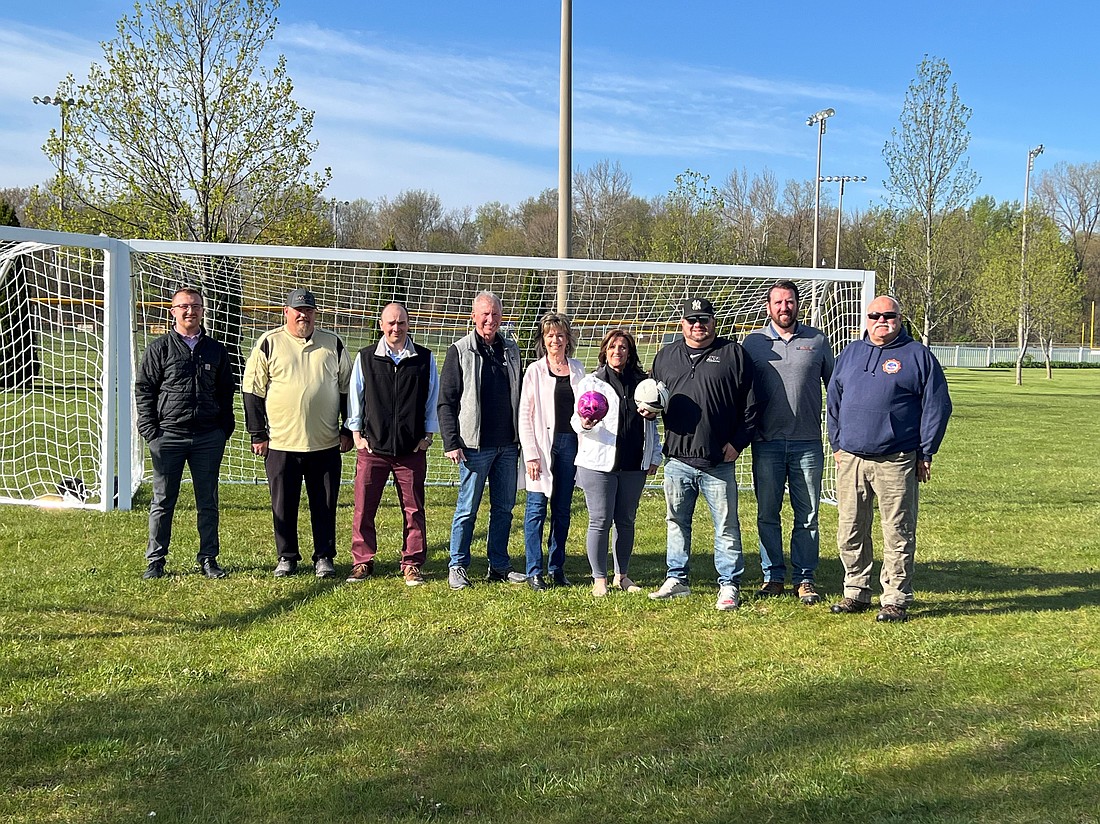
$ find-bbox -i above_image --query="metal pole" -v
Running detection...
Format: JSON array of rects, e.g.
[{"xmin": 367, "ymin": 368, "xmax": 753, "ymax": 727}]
[
  {"xmin": 812, "ymin": 120, "xmax": 824, "ymax": 271},
  {"xmin": 834, "ymin": 178, "xmax": 845, "ymax": 269},
  {"xmin": 556, "ymin": 0, "xmax": 572, "ymax": 315},
  {"xmin": 1017, "ymin": 144, "xmax": 1043, "ymax": 385}
]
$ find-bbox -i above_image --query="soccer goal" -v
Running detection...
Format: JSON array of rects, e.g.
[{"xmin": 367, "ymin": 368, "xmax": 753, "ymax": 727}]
[{"xmin": 0, "ymin": 226, "xmax": 874, "ymax": 510}]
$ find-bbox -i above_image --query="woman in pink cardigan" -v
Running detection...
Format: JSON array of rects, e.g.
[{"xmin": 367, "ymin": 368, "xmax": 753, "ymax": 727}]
[{"xmin": 519, "ymin": 313, "xmax": 585, "ymax": 591}]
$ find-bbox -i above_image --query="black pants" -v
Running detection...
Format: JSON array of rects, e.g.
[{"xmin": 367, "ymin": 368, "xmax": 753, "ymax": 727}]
[
  {"xmin": 146, "ymin": 429, "xmax": 227, "ymax": 562},
  {"xmin": 265, "ymin": 447, "xmax": 342, "ymax": 562}
]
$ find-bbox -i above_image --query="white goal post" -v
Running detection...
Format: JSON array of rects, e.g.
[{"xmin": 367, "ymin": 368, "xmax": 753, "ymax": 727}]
[{"xmin": 0, "ymin": 226, "xmax": 874, "ymax": 511}]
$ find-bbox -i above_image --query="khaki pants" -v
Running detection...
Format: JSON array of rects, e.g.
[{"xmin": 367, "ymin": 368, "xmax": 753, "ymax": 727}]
[{"xmin": 834, "ymin": 450, "xmax": 918, "ymax": 607}]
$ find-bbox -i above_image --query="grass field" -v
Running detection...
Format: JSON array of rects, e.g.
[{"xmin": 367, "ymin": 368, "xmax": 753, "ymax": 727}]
[{"xmin": 2, "ymin": 369, "xmax": 1098, "ymax": 823}]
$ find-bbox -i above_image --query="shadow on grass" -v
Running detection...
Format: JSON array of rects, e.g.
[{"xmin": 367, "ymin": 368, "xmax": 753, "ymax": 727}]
[{"xmin": 4, "ymin": 633, "xmax": 1097, "ymax": 824}]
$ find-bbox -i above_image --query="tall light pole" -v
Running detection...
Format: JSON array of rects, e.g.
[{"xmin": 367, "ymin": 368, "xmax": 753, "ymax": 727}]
[
  {"xmin": 556, "ymin": 0, "xmax": 572, "ymax": 315},
  {"xmin": 33, "ymin": 94, "xmax": 84, "ymax": 218},
  {"xmin": 821, "ymin": 175, "xmax": 866, "ymax": 268},
  {"xmin": 331, "ymin": 199, "xmax": 349, "ymax": 248},
  {"xmin": 807, "ymin": 108, "xmax": 835, "ymax": 271},
  {"xmin": 1016, "ymin": 144, "xmax": 1043, "ymax": 386}
]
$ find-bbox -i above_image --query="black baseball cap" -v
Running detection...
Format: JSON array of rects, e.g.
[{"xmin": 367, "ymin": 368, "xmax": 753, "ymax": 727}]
[
  {"xmin": 682, "ymin": 297, "xmax": 715, "ymax": 320},
  {"xmin": 286, "ymin": 288, "xmax": 317, "ymax": 310}
]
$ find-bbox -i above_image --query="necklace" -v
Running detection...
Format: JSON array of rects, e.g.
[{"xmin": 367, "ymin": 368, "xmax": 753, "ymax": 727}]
[{"xmin": 547, "ymin": 357, "xmax": 570, "ymax": 376}]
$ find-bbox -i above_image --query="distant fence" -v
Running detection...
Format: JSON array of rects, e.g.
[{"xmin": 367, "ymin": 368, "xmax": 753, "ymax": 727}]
[{"xmin": 930, "ymin": 345, "xmax": 1100, "ymax": 368}]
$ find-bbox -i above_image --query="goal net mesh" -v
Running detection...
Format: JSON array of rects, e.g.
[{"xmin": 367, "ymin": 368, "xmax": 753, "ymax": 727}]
[{"xmin": 0, "ymin": 229, "xmax": 869, "ymax": 508}]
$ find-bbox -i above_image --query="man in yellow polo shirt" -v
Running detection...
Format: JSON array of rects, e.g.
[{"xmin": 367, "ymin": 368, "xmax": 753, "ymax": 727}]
[{"xmin": 243, "ymin": 288, "xmax": 353, "ymax": 578}]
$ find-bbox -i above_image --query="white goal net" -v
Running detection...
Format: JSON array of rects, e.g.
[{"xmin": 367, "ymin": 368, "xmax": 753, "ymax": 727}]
[{"xmin": 0, "ymin": 227, "xmax": 873, "ymax": 510}]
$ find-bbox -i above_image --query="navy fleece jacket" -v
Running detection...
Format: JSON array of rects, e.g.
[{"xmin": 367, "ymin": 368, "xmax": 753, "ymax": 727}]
[{"xmin": 826, "ymin": 328, "xmax": 951, "ymax": 460}]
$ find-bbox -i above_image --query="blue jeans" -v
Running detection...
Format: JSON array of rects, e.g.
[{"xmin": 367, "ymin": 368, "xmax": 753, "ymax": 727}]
[
  {"xmin": 523, "ymin": 432, "xmax": 578, "ymax": 577},
  {"xmin": 449, "ymin": 443, "xmax": 519, "ymax": 571},
  {"xmin": 664, "ymin": 458, "xmax": 744, "ymax": 586},
  {"xmin": 751, "ymin": 439, "xmax": 824, "ymax": 584}
]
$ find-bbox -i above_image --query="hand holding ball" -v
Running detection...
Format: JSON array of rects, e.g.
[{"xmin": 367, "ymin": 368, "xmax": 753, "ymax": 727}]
[
  {"xmin": 634, "ymin": 378, "xmax": 669, "ymax": 415},
  {"xmin": 576, "ymin": 390, "xmax": 610, "ymax": 423}
]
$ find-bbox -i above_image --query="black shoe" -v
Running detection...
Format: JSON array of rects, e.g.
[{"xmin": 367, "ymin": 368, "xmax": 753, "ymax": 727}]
[
  {"xmin": 274, "ymin": 558, "xmax": 298, "ymax": 577},
  {"xmin": 143, "ymin": 560, "xmax": 166, "ymax": 579},
  {"xmin": 830, "ymin": 597, "xmax": 872, "ymax": 614},
  {"xmin": 487, "ymin": 567, "xmax": 527, "ymax": 584},
  {"xmin": 876, "ymin": 604, "xmax": 909, "ymax": 623},
  {"xmin": 528, "ymin": 574, "xmax": 550, "ymax": 592},
  {"xmin": 200, "ymin": 558, "xmax": 227, "ymax": 579},
  {"xmin": 552, "ymin": 573, "xmax": 571, "ymax": 587}
]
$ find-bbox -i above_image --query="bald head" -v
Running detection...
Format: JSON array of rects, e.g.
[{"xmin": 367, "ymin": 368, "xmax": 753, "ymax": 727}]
[{"xmin": 866, "ymin": 295, "xmax": 902, "ymax": 346}]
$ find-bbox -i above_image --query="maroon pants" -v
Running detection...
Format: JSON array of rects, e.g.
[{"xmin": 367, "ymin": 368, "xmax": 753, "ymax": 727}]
[{"xmin": 350, "ymin": 447, "xmax": 428, "ymax": 568}]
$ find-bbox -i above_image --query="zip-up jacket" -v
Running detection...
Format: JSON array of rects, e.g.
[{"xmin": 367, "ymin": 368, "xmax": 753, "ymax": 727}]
[
  {"xmin": 438, "ymin": 330, "xmax": 521, "ymax": 452},
  {"xmin": 571, "ymin": 366, "xmax": 662, "ymax": 473},
  {"xmin": 826, "ymin": 328, "xmax": 952, "ymax": 460},
  {"xmin": 651, "ymin": 335, "xmax": 756, "ymax": 467},
  {"xmin": 135, "ymin": 329, "xmax": 236, "ymax": 441},
  {"xmin": 347, "ymin": 336, "xmax": 439, "ymax": 457}
]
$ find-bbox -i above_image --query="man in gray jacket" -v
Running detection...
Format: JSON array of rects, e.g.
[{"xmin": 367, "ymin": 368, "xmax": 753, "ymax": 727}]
[
  {"xmin": 438, "ymin": 291, "xmax": 525, "ymax": 589},
  {"xmin": 743, "ymin": 280, "xmax": 834, "ymax": 605}
]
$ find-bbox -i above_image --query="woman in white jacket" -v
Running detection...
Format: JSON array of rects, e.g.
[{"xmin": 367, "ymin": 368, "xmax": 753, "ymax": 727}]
[
  {"xmin": 519, "ymin": 313, "xmax": 585, "ymax": 590},
  {"xmin": 573, "ymin": 330, "xmax": 662, "ymax": 597}
]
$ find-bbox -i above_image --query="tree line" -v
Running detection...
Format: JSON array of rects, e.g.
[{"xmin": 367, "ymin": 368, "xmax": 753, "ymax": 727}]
[{"xmin": 1, "ymin": 1, "xmax": 1094, "ymax": 354}]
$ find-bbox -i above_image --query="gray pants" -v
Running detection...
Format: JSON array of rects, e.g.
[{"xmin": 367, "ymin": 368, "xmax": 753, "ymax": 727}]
[
  {"xmin": 834, "ymin": 450, "xmax": 918, "ymax": 607},
  {"xmin": 576, "ymin": 466, "xmax": 647, "ymax": 579},
  {"xmin": 146, "ymin": 429, "xmax": 228, "ymax": 562}
]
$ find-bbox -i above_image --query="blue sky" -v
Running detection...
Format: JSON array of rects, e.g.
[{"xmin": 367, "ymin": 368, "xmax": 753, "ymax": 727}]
[{"xmin": 0, "ymin": 1, "xmax": 1090, "ymax": 217}]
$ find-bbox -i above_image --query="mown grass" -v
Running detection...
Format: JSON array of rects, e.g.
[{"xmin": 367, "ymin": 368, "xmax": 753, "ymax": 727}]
[{"xmin": 1, "ymin": 369, "xmax": 1098, "ymax": 823}]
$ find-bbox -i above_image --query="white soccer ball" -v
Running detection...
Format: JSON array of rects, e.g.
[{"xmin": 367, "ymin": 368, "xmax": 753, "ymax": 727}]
[{"xmin": 634, "ymin": 378, "xmax": 669, "ymax": 414}]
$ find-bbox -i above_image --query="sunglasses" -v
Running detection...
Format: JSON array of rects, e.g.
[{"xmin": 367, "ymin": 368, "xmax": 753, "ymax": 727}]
[
  {"xmin": 867, "ymin": 312, "xmax": 899, "ymax": 321},
  {"xmin": 684, "ymin": 316, "xmax": 714, "ymax": 324}
]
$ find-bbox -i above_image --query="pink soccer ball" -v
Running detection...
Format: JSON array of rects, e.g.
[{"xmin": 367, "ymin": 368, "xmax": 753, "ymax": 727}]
[{"xmin": 576, "ymin": 390, "xmax": 610, "ymax": 422}]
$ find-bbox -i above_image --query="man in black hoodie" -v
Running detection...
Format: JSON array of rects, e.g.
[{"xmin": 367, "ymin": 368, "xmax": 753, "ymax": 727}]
[
  {"xmin": 135, "ymin": 287, "xmax": 236, "ymax": 579},
  {"xmin": 647, "ymin": 297, "xmax": 756, "ymax": 610}
]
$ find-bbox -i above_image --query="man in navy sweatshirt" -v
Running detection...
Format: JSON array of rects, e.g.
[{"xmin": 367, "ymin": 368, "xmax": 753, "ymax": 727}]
[{"xmin": 825, "ymin": 295, "xmax": 951, "ymax": 622}]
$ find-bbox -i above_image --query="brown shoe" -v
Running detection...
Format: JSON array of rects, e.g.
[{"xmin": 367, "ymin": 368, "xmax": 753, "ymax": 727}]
[
  {"xmin": 403, "ymin": 566, "xmax": 425, "ymax": 587},
  {"xmin": 756, "ymin": 580, "xmax": 785, "ymax": 598},
  {"xmin": 830, "ymin": 596, "xmax": 872, "ymax": 614},
  {"xmin": 346, "ymin": 561, "xmax": 373, "ymax": 583},
  {"xmin": 875, "ymin": 604, "xmax": 909, "ymax": 623},
  {"xmin": 796, "ymin": 581, "xmax": 821, "ymax": 605}
]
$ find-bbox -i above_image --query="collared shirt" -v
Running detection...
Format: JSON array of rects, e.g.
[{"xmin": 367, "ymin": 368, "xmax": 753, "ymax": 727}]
[
  {"xmin": 346, "ymin": 335, "xmax": 439, "ymax": 435},
  {"xmin": 743, "ymin": 320, "xmax": 834, "ymax": 442}
]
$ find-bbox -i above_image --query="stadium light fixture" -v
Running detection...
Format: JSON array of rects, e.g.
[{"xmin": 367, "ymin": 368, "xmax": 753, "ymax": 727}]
[
  {"xmin": 820, "ymin": 175, "xmax": 867, "ymax": 268},
  {"xmin": 33, "ymin": 94, "xmax": 86, "ymax": 218}
]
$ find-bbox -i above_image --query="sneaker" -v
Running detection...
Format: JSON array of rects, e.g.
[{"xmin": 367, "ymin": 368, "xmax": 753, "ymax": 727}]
[
  {"xmin": 448, "ymin": 566, "xmax": 472, "ymax": 590},
  {"xmin": 486, "ymin": 567, "xmax": 527, "ymax": 584},
  {"xmin": 796, "ymin": 581, "xmax": 821, "ymax": 605},
  {"xmin": 613, "ymin": 574, "xmax": 643, "ymax": 593},
  {"xmin": 403, "ymin": 566, "xmax": 426, "ymax": 587},
  {"xmin": 592, "ymin": 577, "xmax": 608, "ymax": 597},
  {"xmin": 346, "ymin": 562, "xmax": 373, "ymax": 583},
  {"xmin": 715, "ymin": 584, "xmax": 741, "ymax": 611},
  {"xmin": 314, "ymin": 558, "xmax": 337, "ymax": 579},
  {"xmin": 648, "ymin": 577, "xmax": 691, "ymax": 600},
  {"xmin": 143, "ymin": 560, "xmax": 166, "ymax": 580},
  {"xmin": 876, "ymin": 604, "xmax": 909, "ymax": 623},
  {"xmin": 273, "ymin": 558, "xmax": 298, "ymax": 578},
  {"xmin": 756, "ymin": 580, "xmax": 784, "ymax": 598},
  {"xmin": 830, "ymin": 597, "xmax": 872, "ymax": 614}
]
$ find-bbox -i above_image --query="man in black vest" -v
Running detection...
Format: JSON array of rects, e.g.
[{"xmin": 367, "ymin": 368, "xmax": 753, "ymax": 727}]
[
  {"xmin": 345, "ymin": 302, "xmax": 439, "ymax": 585},
  {"xmin": 135, "ymin": 287, "xmax": 236, "ymax": 579}
]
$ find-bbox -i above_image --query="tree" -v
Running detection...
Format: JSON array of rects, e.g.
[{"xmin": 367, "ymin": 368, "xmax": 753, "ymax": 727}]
[
  {"xmin": 883, "ymin": 56, "xmax": 980, "ymax": 344},
  {"xmin": 49, "ymin": 0, "xmax": 328, "ymax": 242},
  {"xmin": 574, "ymin": 159, "xmax": 642, "ymax": 260},
  {"xmin": 1033, "ymin": 161, "xmax": 1100, "ymax": 318},
  {"xmin": 649, "ymin": 170, "xmax": 728, "ymax": 264},
  {"xmin": 0, "ymin": 201, "xmax": 19, "ymax": 228}
]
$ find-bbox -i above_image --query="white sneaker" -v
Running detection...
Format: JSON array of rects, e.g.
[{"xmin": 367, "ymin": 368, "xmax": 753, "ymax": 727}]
[
  {"xmin": 716, "ymin": 584, "xmax": 741, "ymax": 611},
  {"xmin": 649, "ymin": 577, "xmax": 691, "ymax": 600}
]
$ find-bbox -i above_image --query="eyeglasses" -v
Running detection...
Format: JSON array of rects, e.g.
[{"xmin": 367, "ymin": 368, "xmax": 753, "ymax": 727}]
[
  {"xmin": 172, "ymin": 303, "xmax": 204, "ymax": 312},
  {"xmin": 685, "ymin": 316, "xmax": 713, "ymax": 325},
  {"xmin": 867, "ymin": 312, "xmax": 899, "ymax": 321}
]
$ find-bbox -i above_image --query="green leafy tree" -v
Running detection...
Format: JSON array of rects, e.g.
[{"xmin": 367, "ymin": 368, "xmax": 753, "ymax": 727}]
[
  {"xmin": 0, "ymin": 200, "xmax": 20, "ymax": 228},
  {"xmin": 883, "ymin": 56, "xmax": 980, "ymax": 344},
  {"xmin": 44, "ymin": 0, "xmax": 328, "ymax": 242},
  {"xmin": 649, "ymin": 170, "xmax": 729, "ymax": 264}
]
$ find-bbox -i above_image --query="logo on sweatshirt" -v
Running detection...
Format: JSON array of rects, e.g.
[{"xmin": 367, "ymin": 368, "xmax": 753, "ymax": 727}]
[{"xmin": 882, "ymin": 358, "xmax": 902, "ymax": 374}]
